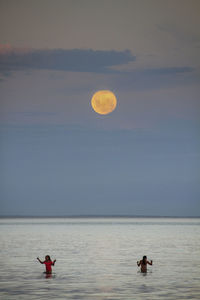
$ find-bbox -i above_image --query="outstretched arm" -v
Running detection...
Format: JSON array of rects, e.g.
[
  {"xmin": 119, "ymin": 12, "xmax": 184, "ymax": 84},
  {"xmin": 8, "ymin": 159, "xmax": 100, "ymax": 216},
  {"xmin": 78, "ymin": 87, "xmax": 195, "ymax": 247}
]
[
  {"xmin": 137, "ymin": 260, "xmax": 141, "ymax": 266},
  {"xmin": 147, "ymin": 260, "xmax": 153, "ymax": 265},
  {"xmin": 37, "ymin": 257, "xmax": 44, "ymax": 264},
  {"xmin": 52, "ymin": 259, "xmax": 56, "ymax": 265}
]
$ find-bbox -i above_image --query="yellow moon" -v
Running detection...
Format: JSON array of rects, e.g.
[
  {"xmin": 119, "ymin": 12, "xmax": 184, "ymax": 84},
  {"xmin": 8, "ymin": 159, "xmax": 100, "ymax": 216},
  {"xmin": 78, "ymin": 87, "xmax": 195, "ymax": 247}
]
[{"xmin": 91, "ymin": 90, "xmax": 117, "ymax": 115}]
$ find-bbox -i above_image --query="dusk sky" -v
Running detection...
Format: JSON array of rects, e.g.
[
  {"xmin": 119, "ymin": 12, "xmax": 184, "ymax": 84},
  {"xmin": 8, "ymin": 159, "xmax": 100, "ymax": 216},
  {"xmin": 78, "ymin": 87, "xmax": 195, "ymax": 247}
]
[{"xmin": 0, "ymin": 0, "xmax": 199, "ymax": 216}]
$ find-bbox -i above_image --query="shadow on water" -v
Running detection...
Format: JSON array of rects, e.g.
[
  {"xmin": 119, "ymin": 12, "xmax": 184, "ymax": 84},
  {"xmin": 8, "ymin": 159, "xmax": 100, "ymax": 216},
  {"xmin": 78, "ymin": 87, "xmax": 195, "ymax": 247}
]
[
  {"xmin": 137, "ymin": 270, "xmax": 153, "ymax": 276},
  {"xmin": 35, "ymin": 272, "xmax": 56, "ymax": 279},
  {"xmin": 44, "ymin": 273, "xmax": 56, "ymax": 279}
]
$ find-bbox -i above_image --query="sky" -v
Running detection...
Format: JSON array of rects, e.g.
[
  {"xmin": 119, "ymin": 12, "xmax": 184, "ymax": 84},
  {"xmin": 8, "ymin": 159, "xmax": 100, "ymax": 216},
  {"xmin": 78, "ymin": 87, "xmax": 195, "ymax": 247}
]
[{"xmin": 0, "ymin": 0, "xmax": 199, "ymax": 216}]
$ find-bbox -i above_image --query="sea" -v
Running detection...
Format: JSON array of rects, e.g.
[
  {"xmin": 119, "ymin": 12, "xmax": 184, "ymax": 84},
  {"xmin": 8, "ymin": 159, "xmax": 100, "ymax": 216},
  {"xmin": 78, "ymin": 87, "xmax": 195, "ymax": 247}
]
[{"xmin": 0, "ymin": 217, "xmax": 200, "ymax": 300}]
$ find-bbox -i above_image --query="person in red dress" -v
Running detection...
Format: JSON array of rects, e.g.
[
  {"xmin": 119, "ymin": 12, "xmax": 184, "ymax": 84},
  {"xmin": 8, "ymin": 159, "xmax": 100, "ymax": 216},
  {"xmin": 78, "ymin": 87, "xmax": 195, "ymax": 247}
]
[{"xmin": 37, "ymin": 255, "xmax": 56, "ymax": 274}]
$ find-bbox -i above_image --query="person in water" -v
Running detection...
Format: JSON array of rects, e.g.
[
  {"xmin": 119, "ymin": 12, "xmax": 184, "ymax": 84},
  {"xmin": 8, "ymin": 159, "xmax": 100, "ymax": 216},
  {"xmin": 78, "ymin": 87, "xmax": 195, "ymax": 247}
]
[
  {"xmin": 137, "ymin": 256, "xmax": 152, "ymax": 273},
  {"xmin": 37, "ymin": 255, "xmax": 56, "ymax": 274}
]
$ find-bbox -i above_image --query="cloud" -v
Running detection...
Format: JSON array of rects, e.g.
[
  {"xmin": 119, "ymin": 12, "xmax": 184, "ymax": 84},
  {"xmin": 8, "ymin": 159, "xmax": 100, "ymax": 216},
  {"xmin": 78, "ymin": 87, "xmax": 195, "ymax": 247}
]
[
  {"xmin": 0, "ymin": 45, "xmax": 135, "ymax": 74},
  {"xmin": 142, "ymin": 67, "xmax": 193, "ymax": 75},
  {"xmin": 0, "ymin": 44, "xmax": 196, "ymax": 89},
  {"xmin": 0, "ymin": 44, "xmax": 31, "ymax": 55}
]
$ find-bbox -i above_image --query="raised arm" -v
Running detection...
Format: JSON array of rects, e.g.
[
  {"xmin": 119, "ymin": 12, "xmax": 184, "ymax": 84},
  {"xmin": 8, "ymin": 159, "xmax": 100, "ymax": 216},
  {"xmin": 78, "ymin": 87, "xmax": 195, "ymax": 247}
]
[
  {"xmin": 137, "ymin": 260, "xmax": 141, "ymax": 266},
  {"xmin": 37, "ymin": 257, "xmax": 44, "ymax": 264},
  {"xmin": 147, "ymin": 260, "xmax": 153, "ymax": 265},
  {"xmin": 52, "ymin": 259, "xmax": 56, "ymax": 265}
]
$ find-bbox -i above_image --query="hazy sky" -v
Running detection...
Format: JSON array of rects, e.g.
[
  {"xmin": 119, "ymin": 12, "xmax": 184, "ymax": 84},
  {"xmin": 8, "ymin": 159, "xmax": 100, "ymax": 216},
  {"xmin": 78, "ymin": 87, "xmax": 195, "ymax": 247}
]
[{"xmin": 0, "ymin": 0, "xmax": 199, "ymax": 216}]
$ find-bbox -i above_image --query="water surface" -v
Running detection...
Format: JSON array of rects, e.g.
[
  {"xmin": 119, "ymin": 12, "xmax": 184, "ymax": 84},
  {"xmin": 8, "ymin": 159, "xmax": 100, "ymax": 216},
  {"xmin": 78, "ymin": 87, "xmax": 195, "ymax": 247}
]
[{"xmin": 0, "ymin": 217, "xmax": 199, "ymax": 299}]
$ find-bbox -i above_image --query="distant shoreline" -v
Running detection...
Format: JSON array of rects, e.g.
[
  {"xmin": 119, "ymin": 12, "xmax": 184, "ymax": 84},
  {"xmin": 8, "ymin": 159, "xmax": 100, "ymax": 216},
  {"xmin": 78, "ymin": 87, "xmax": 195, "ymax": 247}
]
[{"xmin": 0, "ymin": 215, "xmax": 199, "ymax": 219}]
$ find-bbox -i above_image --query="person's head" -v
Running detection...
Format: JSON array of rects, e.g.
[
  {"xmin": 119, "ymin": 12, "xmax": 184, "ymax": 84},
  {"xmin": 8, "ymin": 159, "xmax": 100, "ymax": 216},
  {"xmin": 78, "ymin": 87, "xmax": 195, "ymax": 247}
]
[
  {"xmin": 142, "ymin": 256, "xmax": 147, "ymax": 264},
  {"xmin": 45, "ymin": 255, "xmax": 51, "ymax": 261}
]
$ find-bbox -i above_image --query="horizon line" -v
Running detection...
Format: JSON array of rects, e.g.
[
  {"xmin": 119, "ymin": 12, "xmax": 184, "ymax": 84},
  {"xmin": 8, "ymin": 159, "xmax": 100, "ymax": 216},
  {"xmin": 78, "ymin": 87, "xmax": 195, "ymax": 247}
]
[{"xmin": 0, "ymin": 215, "xmax": 199, "ymax": 219}]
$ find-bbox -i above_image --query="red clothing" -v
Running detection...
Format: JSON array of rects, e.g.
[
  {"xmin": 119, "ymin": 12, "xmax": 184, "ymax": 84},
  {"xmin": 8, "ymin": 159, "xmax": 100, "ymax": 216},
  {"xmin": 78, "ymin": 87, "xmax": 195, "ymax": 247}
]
[{"xmin": 43, "ymin": 260, "xmax": 53, "ymax": 273}]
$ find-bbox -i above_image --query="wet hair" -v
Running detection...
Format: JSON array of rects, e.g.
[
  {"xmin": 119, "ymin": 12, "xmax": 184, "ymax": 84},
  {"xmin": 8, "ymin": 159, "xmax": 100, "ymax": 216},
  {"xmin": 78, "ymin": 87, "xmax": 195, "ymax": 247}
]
[
  {"xmin": 142, "ymin": 256, "xmax": 147, "ymax": 265},
  {"xmin": 45, "ymin": 255, "xmax": 51, "ymax": 261}
]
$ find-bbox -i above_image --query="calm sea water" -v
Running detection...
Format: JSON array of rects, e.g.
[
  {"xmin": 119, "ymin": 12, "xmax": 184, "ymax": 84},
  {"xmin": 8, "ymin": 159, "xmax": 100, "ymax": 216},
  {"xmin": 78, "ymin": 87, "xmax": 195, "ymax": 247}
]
[{"xmin": 0, "ymin": 217, "xmax": 200, "ymax": 300}]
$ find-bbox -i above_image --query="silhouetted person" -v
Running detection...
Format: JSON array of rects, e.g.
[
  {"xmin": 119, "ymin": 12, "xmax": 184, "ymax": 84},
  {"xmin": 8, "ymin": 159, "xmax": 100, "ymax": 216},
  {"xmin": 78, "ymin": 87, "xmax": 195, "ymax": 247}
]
[{"xmin": 137, "ymin": 256, "xmax": 152, "ymax": 273}]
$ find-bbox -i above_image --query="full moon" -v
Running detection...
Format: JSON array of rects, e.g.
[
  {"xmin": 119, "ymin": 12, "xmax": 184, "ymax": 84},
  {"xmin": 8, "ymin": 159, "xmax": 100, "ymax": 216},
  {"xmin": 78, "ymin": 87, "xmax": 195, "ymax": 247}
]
[{"xmin": 91, "ymin": 90, "xmax": 117, "ymax": 115}]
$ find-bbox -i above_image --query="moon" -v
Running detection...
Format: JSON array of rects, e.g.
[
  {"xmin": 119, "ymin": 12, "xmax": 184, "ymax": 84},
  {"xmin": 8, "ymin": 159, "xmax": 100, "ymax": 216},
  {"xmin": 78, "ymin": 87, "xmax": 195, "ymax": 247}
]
[{"xmin": 91, "ymin": 90, "xmax": 117, "ymax": 115}]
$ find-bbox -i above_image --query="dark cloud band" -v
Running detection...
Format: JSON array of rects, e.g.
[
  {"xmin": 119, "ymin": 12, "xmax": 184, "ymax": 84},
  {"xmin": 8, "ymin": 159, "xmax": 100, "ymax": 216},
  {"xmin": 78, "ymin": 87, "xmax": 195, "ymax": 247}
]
[{"xmin": 0, "ymin": 48, "xmax": 135, "ymax": 73}]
